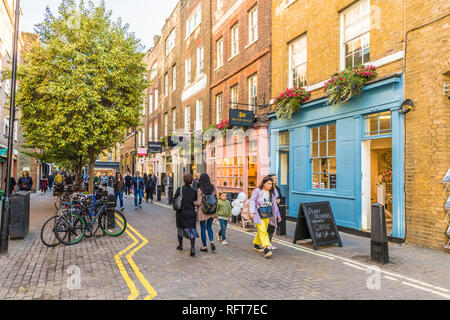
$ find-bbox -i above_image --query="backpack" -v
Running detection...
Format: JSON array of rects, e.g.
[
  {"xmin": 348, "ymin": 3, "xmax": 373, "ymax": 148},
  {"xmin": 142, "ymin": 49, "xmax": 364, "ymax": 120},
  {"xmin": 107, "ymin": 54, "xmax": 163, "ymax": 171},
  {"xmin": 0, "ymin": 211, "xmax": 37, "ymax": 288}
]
[{"xmin": 202, "ymin": 190, "xmax": 218, "ymax": 215}]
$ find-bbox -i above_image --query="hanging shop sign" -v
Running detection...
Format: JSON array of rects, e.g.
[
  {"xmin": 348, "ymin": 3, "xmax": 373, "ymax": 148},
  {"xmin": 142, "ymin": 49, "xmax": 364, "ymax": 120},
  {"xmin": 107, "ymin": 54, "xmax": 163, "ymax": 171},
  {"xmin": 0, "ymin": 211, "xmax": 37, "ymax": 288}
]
[
  {"xmin": 229, "ymin": 109, "xmax": 255, "ymax": 127},
  {"xmin": 137, "ymin": 147, "xmax": 147, "ymax": 156},
  {"xmin": 148, "ymin": 142, "xmax": 163, "ymax": 154},
  {"xmin": 293, "ymin": 201, "xmax": 343, "ymax": 250}
]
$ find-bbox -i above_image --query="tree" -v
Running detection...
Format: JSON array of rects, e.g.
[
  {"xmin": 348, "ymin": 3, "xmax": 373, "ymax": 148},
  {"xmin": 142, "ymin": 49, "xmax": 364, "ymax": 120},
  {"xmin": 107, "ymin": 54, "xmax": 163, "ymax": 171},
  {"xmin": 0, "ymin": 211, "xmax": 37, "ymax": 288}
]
[{"xmin": 16, "ymin": 0, "xmax": 147, "ymax": 193}]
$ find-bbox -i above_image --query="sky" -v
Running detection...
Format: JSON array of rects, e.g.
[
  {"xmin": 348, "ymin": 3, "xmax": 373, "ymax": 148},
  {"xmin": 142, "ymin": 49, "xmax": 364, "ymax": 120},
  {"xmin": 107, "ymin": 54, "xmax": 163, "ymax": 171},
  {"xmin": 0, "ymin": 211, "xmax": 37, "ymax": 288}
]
[{"xmin": 21, "ymin": 0, "xmax": 179, "ymax": 51}]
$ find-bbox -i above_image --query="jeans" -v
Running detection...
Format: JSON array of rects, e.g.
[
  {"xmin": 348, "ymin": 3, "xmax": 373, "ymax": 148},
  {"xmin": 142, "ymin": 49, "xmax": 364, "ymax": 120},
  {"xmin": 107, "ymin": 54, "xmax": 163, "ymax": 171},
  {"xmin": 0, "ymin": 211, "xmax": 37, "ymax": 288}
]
[
  {"xmin": 253, "ymin": 218, "xmax": 271, "ymax": 248},
  {"xmin": 125, "ymin": 184, "xmax": 131, "ymax": 195},
  {"xmin": 200, "ymin": 218, "xmax": 214, "ymax": 247},
  {"xmin": 115, "ymin": 190, "xmax": 124, "ymax": 208},
  {"xmin": 218, "ymin": 219, "xmax": 228, "ymax": 241},
  {"xmin": 134, "ymin": 188, "xmax": 143, "ymax": 207}
]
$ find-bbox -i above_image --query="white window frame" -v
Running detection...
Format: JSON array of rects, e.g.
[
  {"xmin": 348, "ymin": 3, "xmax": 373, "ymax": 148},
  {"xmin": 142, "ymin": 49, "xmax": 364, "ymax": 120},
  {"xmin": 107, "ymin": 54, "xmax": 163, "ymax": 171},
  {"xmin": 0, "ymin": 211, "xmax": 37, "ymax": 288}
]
[
  {"xmin": 164, "ymin": 73, "xmax": 169, "ymax": 97},
  {"xmin": 248, "ymin": 6, "xmax": 258, "ymax": 45},
  {"xmin": 166, "ymin": 29, "xmax": 176, "ymax": 56},
  {"xmin": 216, "ymin": 38, "xmax": 224, "ymax": 69},
  {"xmin": 340, "ymin": 0, "xmax": 370, "ymax": 70},
  {"xmin": 185, "ymin": 57, "xmax": 191, "ymax": 86},
  {"xmin": 288, "ymin": 34, "xmax": 307, "ymax": 88},
  {"xmin": 231, "ymin": 85, "xmax": 239, "ymax": 109},
  {"xmin": 13, "ymin": 120, "xmax": 17, "ymax": 142},
  {"xmin": 231, "ymin": 24, "xmax": 239, "ymax": 58},
  {"xmin": 248, "ymin": 74, "xmax": 257, "ymax": 111},
  {"xmin": 149, "ymin": 124, "xmax": 153, "ymax": 142},
  {"xmin": 195, "ymin": 99, "xmax": 203, "ymax": 131},
  {"xmin": 197, "ymin": 46, "xmax": 204, "ymax": 78},
  {"xmin": 186, "ymin": 5, "xmax": 202, "ymax": 39},
  {"xmin": 217, "ymin": 0, "xmax": 223, "ymax": 11},
  {"xmin": 155, "ymin": 89, "xmax": 159, "ymax": 110},
  {"xmin": 154, "ymin": 120, "xmax": 159, "ymax": 140},
  {"xmin": 184, "ymin": 106, "xmax": 191, "ymax": 132},
  {"xmin": 142, "ymin": 97, "xmax": 146, "ymax": 115},
  {"xmin": 216, "ymin": 93, "xmax": 223, "ymax": 124}
]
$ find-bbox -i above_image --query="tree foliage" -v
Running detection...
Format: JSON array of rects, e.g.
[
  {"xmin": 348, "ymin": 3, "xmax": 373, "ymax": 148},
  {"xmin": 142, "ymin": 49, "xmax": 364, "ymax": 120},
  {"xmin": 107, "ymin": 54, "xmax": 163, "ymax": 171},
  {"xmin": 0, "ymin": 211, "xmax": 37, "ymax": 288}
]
[{"xmin": 16, "ymin": 0, "xmax": 148, "ymax": 192}]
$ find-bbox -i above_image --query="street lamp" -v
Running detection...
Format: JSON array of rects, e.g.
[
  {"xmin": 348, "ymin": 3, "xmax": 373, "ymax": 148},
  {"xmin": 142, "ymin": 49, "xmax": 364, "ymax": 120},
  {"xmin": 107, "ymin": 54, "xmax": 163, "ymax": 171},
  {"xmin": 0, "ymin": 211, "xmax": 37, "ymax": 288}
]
[{"xmin": 0, "ymin": 0, "xmax": 21, "ymax": 255}]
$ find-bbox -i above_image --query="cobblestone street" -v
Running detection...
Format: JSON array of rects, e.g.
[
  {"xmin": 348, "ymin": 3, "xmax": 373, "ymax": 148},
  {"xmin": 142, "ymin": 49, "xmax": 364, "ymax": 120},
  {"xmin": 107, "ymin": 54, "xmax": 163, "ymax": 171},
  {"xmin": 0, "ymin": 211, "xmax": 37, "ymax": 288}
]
[{"xmin": 0, "ymin": 192, "xmax": 449, "ymax": 300}]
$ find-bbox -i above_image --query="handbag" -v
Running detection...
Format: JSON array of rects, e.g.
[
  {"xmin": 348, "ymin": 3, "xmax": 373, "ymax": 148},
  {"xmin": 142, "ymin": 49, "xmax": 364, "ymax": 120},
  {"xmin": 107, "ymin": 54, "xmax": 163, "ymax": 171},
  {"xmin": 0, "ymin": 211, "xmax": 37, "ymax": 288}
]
[
  {"xmin": 257, "ymin": 190, "xmax": 273, "ymax": 219},
  {"xmin": 173, "ymin": 187, "xmax": 183, "ymax": 211}
]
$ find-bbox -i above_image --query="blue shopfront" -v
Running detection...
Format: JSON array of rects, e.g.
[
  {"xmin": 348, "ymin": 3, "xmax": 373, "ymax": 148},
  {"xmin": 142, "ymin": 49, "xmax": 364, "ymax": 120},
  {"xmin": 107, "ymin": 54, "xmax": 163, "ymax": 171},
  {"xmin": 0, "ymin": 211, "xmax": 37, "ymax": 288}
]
[{"xmin": 269, "ymin": 75, "xmax": 405, "ymax": 239}]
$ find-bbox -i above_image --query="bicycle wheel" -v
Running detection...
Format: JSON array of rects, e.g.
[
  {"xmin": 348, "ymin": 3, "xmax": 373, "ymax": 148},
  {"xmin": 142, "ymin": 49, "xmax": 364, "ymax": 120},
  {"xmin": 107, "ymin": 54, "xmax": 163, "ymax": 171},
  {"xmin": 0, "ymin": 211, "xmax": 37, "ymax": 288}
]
[
  {"xmin": 40, "ymin": 215, "xmax": 63, "ymax": 247},
  {"xmin": 100, "ymin": 210, "xmax": 127, "ymax": 237},
  {"xmin": 54, "ymin": 212, "xmax": 85, "ymax": 245}
]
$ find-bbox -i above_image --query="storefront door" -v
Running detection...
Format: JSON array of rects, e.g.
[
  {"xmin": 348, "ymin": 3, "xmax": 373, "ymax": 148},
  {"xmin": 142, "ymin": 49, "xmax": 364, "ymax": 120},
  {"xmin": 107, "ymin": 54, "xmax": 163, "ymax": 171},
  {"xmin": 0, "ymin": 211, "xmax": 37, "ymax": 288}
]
[{"xmin": 279, "ymin": 150, "xmax": 289, "ymax": 208}]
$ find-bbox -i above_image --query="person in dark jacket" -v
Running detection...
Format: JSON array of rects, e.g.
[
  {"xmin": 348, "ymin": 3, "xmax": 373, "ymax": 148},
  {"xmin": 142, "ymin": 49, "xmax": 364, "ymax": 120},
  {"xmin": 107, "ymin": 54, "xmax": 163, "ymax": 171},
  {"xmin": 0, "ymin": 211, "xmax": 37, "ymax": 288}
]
[
  {"xmin": 145, "ymin": 174, "xmax": 155, "ymax": 203},
  {"xmin": 4, "ymin": 176, "xmax": 16, "ymax": 195},
  {"xmin": 18, "ymin": 171, "xmax": 33, "ymax": 191},
  {"xmin": 48, "ymin": 174, "xmax": 54, "ymax": 190},
  {"xmin": 132, "ymin": 171, "xmax": 145, "ymax": 209},
  {"xmin": 113, "ymin": 172, "xmax": 125, "ymax": 211},
  {"xmin": 174, "ymin": 174, "xmax": 199, "ymax": 257},
  {"xmin": 124, "ymin": 172, "xmax": 132, "ymax": 196}
]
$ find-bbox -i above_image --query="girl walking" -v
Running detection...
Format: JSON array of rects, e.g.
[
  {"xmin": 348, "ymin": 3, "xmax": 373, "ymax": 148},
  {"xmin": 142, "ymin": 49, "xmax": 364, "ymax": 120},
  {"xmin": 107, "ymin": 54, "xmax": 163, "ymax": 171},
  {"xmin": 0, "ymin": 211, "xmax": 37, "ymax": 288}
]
[
  {"xmin": 249, "ymin": 176, "xmax": 281, "ymax": 258},
  {"xmin": 174, "ymin": 174, "xmax": 199, "ymax": 257},
  {"xmin": 216, "ymin": 192, "xmax": 232, "ymax": 245},
  {"xmin": 194, "ymin": 173, "xmax": 218, "ymax": 252}
]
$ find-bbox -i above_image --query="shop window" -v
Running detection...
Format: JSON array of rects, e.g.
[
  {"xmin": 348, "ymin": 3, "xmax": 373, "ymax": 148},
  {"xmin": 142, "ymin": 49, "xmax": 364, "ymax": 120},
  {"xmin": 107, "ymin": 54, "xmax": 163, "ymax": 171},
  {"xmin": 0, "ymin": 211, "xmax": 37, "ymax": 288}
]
[
  {"xmin": 216, "ymin": 157, "xmax": 245, "ymax": 190},
  {"xmin": 288, "ymin": 34, "xmax": 307, "ymax": 88},
  {"xmin": 311, "ymin": 124, "xmax": 336, "ymax": 190},
  {"xmin": 364, "ymin": 111, "xmax": 391, "ymax": 137}
]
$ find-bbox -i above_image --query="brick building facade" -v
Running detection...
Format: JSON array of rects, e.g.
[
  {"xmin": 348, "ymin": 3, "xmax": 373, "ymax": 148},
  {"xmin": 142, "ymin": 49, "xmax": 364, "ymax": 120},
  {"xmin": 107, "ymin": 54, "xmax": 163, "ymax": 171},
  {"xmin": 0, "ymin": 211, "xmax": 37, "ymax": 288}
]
[{"xmin": 270, "ymin": 0, "xmax": 449, "ymax": 249}]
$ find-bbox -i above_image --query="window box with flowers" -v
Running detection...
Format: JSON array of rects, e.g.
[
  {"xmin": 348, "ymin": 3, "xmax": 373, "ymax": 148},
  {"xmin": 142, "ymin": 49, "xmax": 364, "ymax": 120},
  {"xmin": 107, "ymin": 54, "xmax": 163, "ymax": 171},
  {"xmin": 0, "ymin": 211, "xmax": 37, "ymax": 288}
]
[
  {"xmin": 324, "ymin": 65, "xmax": 377, "ymax": 108},
  {"xmin": 274, "ymin": 87, "xmax": 311, "ymax": 119}
]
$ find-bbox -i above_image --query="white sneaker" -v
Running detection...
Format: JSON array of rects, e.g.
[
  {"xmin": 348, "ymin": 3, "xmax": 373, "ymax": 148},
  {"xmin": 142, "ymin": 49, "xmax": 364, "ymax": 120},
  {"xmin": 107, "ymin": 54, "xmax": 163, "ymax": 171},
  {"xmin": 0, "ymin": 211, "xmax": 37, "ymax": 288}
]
[
  {"xmin": 222, "ymin": 240, "xmax": 228, "ymax": 245},
  {"xmin": 271, "ymin": 245, "xmax": 277, "ymax": 250}
]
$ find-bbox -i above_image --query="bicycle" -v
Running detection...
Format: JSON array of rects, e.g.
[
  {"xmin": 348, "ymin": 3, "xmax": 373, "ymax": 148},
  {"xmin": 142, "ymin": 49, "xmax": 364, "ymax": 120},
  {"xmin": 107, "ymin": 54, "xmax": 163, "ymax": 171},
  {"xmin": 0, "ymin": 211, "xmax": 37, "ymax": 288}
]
[{"xmin": 53, "ymin": 191, "xmax": 127, "ymax": 246}]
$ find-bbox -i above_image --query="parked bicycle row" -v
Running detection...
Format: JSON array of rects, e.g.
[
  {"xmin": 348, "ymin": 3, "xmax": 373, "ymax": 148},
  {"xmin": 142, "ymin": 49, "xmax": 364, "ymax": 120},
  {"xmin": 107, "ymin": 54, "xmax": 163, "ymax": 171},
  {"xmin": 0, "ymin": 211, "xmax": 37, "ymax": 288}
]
[{"xmin": 41, "ymin": 188, "xmax": 127, "ymax": 247}]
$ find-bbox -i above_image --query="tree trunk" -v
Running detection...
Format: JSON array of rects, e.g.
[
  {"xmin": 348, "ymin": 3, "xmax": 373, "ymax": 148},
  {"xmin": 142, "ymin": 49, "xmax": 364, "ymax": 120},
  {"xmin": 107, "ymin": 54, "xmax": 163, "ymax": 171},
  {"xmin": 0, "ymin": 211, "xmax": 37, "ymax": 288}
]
[{"xmin": 88, "ymin": 153, "xmax": 95, "ymax": 194}]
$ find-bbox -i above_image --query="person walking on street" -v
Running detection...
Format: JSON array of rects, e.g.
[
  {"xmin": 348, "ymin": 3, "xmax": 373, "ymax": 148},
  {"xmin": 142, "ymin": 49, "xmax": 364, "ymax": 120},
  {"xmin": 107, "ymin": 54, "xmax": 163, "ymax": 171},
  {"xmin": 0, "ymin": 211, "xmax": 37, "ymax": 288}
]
[
  {"xmin": 48, "ymin": 173, "xmax": 54, "ymax": 191},
  {"xmin": 194, "ymin": 173, "xmax": 218, "ymax": 252},
  {"xmin": 132, "ymin": 171, "xmax": 145, "ymax": 209},
  {"xmin": 267, "ymin": 174, "xmax": 284, "ymax": 250},
  {"xmin": 192, "ymin": 173, "xmax": 200, "ymax": 191},
  {"xmin": 113, "ymin": 172, "xmax": 125, "ymax": 211},
  {"xmin": 249, "ymin": 176, "xmax": 281, "ymax": 258},
  {"xmin": 216, "ymin": 192, "xmax": 232, "ymax": 245},
  {"xmin": 145, "ymin": 174, "xmax": 154, "ymax": 203},
  {"xmin": 18, "ymin": 171, "xmax": 33, "ymax": 192},
  {"xmin": 125, "ymin": 172, "xmax": 132, "ymax": 196},
  {"xmin": 40, "ymin": 175, "xmax": 49, "ymax": 193},
  {"xmin": 174, "ymin": 174, "xmax": 199, "ymax": 257}
]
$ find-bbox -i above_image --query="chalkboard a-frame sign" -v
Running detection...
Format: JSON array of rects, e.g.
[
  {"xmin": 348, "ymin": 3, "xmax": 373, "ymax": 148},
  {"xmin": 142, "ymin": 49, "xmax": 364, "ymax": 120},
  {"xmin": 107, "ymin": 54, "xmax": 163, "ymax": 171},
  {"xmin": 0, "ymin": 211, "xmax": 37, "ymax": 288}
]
[{"xmin": 293, "ymin": 202, "xmax": 343, "ymax": 250}]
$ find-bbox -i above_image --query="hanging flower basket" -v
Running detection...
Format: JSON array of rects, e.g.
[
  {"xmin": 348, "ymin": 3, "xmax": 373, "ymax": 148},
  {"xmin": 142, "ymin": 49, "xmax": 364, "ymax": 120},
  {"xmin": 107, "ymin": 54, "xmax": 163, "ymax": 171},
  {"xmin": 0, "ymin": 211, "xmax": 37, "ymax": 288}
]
[
  {"xmin": 216, "ymin": 120, "xmax": 230, "ymax": 130},
  {"xmin": 274, "ymin": 87, "xmax": 311, "ymax": 119},
  {"xmin": 324, "ymin": 65, "xmax": 377, "ymax": 108}
]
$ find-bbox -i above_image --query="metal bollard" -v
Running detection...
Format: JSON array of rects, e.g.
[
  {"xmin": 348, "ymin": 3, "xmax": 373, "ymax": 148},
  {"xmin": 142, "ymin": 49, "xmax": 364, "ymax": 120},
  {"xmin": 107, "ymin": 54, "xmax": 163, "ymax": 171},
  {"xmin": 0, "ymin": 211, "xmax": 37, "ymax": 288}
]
[
  {"xmin": 370, "ymin": 203, "xmax": 389, "ymax": 264},
  {"xmin": 157, "ymin": 186, "xmax": 162, "ymax": 202}
]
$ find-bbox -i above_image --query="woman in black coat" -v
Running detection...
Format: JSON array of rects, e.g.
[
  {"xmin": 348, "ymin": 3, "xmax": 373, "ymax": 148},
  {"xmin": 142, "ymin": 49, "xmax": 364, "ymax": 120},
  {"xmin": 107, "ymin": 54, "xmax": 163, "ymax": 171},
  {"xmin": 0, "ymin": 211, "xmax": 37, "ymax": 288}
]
[{"xmin": 174, "ymin": 173, "xmax": 199, "ymax": 257}]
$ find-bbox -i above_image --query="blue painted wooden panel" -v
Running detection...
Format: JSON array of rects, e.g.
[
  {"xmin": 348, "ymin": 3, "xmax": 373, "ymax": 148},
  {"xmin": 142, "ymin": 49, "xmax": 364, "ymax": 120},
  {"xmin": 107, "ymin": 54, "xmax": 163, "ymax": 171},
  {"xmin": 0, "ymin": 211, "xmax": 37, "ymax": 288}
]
[{"xmin": 336, "ymin": 118, "xmax": 355, "ymax": 197}]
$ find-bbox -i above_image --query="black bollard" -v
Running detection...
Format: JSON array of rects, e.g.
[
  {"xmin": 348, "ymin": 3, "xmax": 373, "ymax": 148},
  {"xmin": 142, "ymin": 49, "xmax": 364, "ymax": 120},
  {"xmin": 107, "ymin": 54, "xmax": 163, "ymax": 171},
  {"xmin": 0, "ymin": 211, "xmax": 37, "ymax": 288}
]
[
  {"xmin": 157, "ymin": 185, "xmax": 162, "ymax": 202},
  {"xmin": 276, "ymin": 204, "xmax": 287, "ymax": 236},
  {"xmin": 168, "ymin": 185, "xmax": 174, "ymax": 205},
  {"xmin": 370, "ymin": 203, "xmax": 389, "ymax": 264}
]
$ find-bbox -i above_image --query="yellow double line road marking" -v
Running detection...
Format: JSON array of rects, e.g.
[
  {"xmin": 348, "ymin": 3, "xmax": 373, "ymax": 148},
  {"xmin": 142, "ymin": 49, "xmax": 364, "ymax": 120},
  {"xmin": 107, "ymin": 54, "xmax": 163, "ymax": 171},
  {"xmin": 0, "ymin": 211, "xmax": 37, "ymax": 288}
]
[{"xmin": 114, "ymin": 214, "xmax": 157, "ymax": 300}]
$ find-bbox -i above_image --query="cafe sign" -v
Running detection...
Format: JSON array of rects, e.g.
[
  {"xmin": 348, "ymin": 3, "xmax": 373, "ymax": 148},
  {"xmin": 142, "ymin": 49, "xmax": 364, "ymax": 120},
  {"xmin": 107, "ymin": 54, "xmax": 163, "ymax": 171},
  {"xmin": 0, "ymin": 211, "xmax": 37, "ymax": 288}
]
[{"xmin": 229, "ymin": 109, "xmax": 255, "ymax": 127}]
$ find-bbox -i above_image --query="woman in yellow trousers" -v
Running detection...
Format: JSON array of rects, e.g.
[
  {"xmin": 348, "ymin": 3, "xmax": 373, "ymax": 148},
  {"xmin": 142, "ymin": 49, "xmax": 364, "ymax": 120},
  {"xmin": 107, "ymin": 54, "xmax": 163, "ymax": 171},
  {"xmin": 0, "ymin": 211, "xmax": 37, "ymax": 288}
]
[{"xmin": 249, "ymin": 176, "xmax": 281, "ymax": 258}]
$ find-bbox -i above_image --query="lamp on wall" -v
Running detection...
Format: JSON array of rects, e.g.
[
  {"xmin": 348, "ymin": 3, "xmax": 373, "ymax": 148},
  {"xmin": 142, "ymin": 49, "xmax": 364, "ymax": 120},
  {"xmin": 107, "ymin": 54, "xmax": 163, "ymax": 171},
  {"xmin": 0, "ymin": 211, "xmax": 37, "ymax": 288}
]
[{"xmin": 398, "ymin": 99, "xmax": 415, "ymax": 115}]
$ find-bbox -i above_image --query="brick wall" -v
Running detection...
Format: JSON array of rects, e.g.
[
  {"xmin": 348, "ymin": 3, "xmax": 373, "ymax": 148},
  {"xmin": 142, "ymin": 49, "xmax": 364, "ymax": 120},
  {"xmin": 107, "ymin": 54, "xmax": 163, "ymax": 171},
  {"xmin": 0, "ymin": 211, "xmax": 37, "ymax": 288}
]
[
  {"xmin": 210, "ymin": 0, "xmax": 271, "ymax": 123},
  {"xmin": 404, "ymin": 0, "xmax": 450, "ymax": 249}
]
